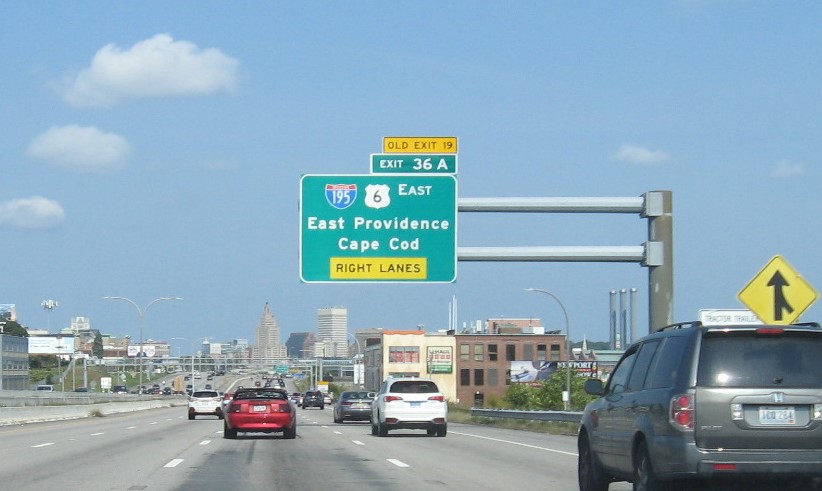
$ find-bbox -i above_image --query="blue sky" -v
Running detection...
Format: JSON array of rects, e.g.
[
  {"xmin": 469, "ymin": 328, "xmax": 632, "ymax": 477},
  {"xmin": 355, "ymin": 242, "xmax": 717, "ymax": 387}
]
[{"xmin": 3, "ymin": 2, "xmax": 821, "ymax": 352}]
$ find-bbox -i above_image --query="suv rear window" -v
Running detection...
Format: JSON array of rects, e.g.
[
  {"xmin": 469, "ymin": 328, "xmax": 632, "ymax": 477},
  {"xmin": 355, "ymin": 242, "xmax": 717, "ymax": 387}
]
[
  {"xmin": 389, "ymin": 381, "xmax": 439, "ymax": 393},
  {"xmin": 697, "ymin": 331, "xmax": 822, "ymax": 388},
  {"xmin": 192, "ymin": 391, "xmax": 219, "ymax": 398}
]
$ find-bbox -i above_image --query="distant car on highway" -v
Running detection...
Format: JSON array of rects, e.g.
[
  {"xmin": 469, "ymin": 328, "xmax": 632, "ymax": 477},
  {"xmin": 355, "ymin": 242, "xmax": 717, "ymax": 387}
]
[
  {"xmin": 223, "ymin": 387, "xmax": 296, "ymax": 439},
  {"xmin": 111, "ymin": 385, "xmax": 128, "ymax": 394},
  {"xmin": 302, "ymin": 390, "xmax": 324, "ymax": 409},
  {"xmin": 36, "ymin": 384, "xmax": 55, "ymax": 392},
  {"xmin": 188, "ymin": 390, "xmax": 224, "ymax": 420},
  {"xmin": 333, "ymin": 391, "xmax": 373, "ymax": 423}
]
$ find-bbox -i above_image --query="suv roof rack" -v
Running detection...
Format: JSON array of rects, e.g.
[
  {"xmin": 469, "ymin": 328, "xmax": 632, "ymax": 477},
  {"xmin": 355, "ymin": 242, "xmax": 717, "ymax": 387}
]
[
  {"xmin": 659, "ymin": 321, "xmax": 703, "ymax": 331},
  {"xmin": 790, "ymin": 321, "xmax": 821, "ymax": 328}
]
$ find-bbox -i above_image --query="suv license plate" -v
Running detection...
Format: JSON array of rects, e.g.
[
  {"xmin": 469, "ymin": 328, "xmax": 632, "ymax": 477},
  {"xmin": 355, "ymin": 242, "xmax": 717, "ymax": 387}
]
[
  {"xmin": 410, "ymin": 401, "xmax": 421, "ymax": 407},
  {"xmin": 759, "ymin": 406, "xmax": 796, "ymax": 425}
]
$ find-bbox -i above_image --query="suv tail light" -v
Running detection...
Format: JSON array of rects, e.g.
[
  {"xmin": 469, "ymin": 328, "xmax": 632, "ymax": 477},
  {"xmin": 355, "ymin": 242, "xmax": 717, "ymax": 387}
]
[
  {"xmin": 428, "ymin": 395, "xmax": 444, "ymax": 402},
  {"xmin": 384, "ymin": 395, "xmax": 403, "ymax": 403},
  {"xmin": 669, "ymin": 394, "xmax": 695, "ymax": 431}
]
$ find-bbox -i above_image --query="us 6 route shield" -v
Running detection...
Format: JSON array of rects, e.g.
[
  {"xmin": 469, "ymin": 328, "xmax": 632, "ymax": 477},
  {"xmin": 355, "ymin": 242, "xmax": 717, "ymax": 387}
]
[{"xmin": 299, "ymin": 174, "xmax": 457, "ymax": 283}]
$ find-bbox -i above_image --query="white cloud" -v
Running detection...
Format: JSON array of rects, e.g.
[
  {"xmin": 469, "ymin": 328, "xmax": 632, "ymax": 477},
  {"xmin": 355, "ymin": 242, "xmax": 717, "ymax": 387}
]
[
  {"xmin": 0, "ymin": 196, "xmax": 65, "ymax": 229},
  {"xmin": 61, "ymin": 33, "xmax": 240, "ymax": 107},
  {"xmin": 27, "ymin": 125, "xmax": 131, "ymax": 172},
  {"xmin": 612, "ymin": 144, "xmax": 670, "ymax": 165},
  {"xmin": 771, "ymin": 160, "xmax": 805, "ymax": 178}
]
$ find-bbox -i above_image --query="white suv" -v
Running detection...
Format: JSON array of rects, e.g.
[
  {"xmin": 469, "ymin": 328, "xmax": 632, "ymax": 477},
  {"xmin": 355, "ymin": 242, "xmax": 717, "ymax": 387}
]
[
  {"xmin": 371, "ymin": 377, "xmax": 447, "ymax": 437},
  {"xmin": 188, "ymin": 390, "xmax": 223, "ymax": 420}
]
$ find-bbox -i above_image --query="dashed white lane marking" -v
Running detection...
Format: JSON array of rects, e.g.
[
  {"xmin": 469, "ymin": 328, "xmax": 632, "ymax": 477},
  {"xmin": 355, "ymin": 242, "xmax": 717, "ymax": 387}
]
[
  {"xmin": 333, "ymin": 431, "xmax": 342, "ymax": 435},
  {"xmin": 352, "ymin": 440, "xmax": 365, "ymax": 446},
  {"xmin": 165, "ymin": 459, "xmax": 184, "ymax": 468},
  {"xmin": 200, "ymin": 440, "xmax": 211, "ymax": 445},
  {"xmin": 387, "ymin": 459, "xmax": 410, "ymax": 468},
  {"xmin": 32, "ymin": 443, "xmax": 54, "ymax": 448},
  {"xmin": 450, "ymin": 431, "xmax": 577, "ymax": 457},
  {"xmin": 90, "ymin": 432, "xmax": 104, "ymax": 436}
]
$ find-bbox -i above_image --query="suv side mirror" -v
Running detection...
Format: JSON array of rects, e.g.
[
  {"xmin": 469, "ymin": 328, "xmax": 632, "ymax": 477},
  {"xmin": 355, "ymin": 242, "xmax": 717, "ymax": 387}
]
[{"xmin": 583, "ymin": 378, "xmax": 604, "ymax": 396}]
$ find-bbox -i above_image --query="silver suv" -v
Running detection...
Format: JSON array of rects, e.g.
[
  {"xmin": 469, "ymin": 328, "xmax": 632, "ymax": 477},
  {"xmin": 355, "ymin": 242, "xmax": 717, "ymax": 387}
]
[
  {"xmin": 371, "ymin": 377, "xmax": 447, "ymax": 437},
  {"xmin": 578, "ymin": 321, "xmax": 822, "ymax": 491}
]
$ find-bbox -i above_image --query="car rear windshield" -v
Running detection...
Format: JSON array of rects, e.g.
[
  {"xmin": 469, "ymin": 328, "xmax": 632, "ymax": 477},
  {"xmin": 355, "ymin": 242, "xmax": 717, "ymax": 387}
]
[
  {"xmin": 342, "ymin": 391, "xmax": 372, "ymax": 399},
  {"xmin": 697, "ymin": 331, "xmax": 822, "ymax": 388},
  {"xmin": 390, "ymin": 381, "xmax": 439, "ymax": 393}
]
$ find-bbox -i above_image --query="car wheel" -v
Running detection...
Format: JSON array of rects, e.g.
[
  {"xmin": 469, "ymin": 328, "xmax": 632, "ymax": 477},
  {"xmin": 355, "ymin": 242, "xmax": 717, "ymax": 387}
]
[
  {"xmin": 578, "ymin": 431, "xmax": 609, "ymax": 491},
  {"xmin": 427, "ymin": 427, "xmax": 436, "ymax": 436},
  {"xmin": 634, "ymin": 441, "xmax": 663, "ymax": 491},
  {"xmin": 188, "ymin": 413, "xmax": 195, "ymax": 420},
  {"xmin": 378, "ymin": 420, "xmax": 388, "ymax": 437},
  {"xmin": 283, "ymin": 424, "xmax": 297, "ymax": 440},
  {"xmin": 371, "ymin": 420, "xmax": 379, "ymax": 435},
  {"xmin": 223, "ymin": 422, "xmax": 237, "ymax": 439},
  {"xmin": 319, "ymin": 405, "xmax": 324, "ymax": 410},
  {"xmin": 436, "ymin": 424, "xmax": 447, "ymax": 437}
]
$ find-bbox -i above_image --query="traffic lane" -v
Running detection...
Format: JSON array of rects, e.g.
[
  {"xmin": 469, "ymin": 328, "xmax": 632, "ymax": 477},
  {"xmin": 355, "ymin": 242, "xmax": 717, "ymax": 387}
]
[
  {"xmin": 314, "ymin": 407, "xmax": 635, "ymax": 491},
  {"xmin": 0, "ymin": 406, "xmax": 226, "ymax": 491},
  {"xmin": 288, "ymin": 407, "xmax": 632, "ymax": 491}
]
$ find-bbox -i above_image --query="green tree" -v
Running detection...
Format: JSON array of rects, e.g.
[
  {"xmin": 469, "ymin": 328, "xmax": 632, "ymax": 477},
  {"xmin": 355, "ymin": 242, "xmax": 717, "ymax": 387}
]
[
  {"xmin": 1, "ymin": 320, "xmax": 28, "ymax": 337},
  {"xmin": 93, "ymin": 331, "xmax": 104, "ymax": 358}
]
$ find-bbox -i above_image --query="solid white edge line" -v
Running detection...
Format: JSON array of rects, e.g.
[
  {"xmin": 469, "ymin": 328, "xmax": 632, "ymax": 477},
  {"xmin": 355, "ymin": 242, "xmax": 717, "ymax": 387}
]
[{"xmin": 450, "ymin": 431, "xmax": 578, "ymax": 456}]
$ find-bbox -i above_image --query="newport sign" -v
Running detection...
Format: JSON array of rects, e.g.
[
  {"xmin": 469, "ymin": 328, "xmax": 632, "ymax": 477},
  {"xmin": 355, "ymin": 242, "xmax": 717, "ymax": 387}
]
[{"xmin": 299, "ymin": 174, "xmax": 457, "ymax": 283}]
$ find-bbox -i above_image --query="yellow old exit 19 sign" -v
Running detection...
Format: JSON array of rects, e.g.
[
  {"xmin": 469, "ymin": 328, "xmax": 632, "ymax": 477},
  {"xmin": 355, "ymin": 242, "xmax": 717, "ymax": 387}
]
[{"xmin": 738, "ymin": 255, "xmax": 818, "ymax": 324}]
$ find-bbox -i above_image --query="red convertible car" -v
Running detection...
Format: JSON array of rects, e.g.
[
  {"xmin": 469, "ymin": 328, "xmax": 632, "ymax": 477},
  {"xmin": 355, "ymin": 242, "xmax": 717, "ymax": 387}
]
[{"xmin": 223, "ymin": 387, "xmax": 296, "ymax": 439}]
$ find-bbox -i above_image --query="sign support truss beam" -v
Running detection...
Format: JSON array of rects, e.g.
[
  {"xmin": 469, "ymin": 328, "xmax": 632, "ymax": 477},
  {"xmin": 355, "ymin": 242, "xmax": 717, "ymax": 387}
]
[{"xmin": 457, "ymin": 191, "xmax": 673, "ymax": 333}]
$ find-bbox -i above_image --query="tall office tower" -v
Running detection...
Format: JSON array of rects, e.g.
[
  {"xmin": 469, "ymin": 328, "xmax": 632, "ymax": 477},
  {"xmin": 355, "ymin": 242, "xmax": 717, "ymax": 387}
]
[
  {"xmin": 254, "ymin": 303, "xmax": 286, "ymax": 362},
  {"xmin": 317, "ymin": 307, "xmax": 347, "ymax": 357}
]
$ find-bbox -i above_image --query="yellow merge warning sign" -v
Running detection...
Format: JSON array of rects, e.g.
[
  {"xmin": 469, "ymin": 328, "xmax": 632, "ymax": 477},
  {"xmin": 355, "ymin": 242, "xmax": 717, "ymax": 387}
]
[{"xmin": 330, "ymin": 257, "xmax": 427, "ymax": 280}]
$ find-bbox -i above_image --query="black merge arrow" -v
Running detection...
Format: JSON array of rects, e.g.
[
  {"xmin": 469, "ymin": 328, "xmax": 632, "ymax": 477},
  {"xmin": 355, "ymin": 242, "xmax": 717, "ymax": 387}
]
[{"xmin": 767, "ymin": 270, "xmax": 794, "ymax": 321}]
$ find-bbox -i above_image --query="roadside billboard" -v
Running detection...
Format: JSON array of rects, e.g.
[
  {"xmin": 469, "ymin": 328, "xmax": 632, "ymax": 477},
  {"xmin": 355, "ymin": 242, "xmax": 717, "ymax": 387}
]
[
  {"xmin": 28, "ymin": 336, "xmax": 75, "ymax": 354},
  {"xmin": 509, "ymin": 360, "xmax": 599, "ymax": 382}
]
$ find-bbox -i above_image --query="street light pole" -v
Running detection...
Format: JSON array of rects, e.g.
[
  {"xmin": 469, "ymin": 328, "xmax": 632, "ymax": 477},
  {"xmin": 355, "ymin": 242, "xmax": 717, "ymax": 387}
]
[
  {"xmin": 525, "ymin": 288, "xmax": 572, "ymax": 410},
  {"xmin": 104, "ymin": 296, "xmax": 182, "ymax": 392},
  {"xmin": 348, "ymin": 332, "xmax": 363, "ymax": 387}
]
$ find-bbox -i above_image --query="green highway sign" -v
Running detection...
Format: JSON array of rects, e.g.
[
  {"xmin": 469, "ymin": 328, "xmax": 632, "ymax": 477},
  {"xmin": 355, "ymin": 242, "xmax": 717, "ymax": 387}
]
[
  {"xmin": 370, "ymin": 154, "xmax": 457, "ymax": 174},
  {"xmin": 299, "ymin": 174, "xmax": 457, "ymax": 283}
]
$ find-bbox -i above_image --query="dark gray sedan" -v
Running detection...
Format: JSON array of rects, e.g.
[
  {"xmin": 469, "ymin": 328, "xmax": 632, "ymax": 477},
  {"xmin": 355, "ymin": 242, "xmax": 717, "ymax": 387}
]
[{"xmin": 333, "ymin": 391, "xmax": 374, "ymax": 423}]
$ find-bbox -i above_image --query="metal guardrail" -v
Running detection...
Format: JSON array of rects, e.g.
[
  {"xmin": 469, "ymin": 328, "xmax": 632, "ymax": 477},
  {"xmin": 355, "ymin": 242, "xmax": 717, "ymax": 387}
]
[{"xmin": 470, "ymin": 408, "xmax": 583, "ymax": 424}]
